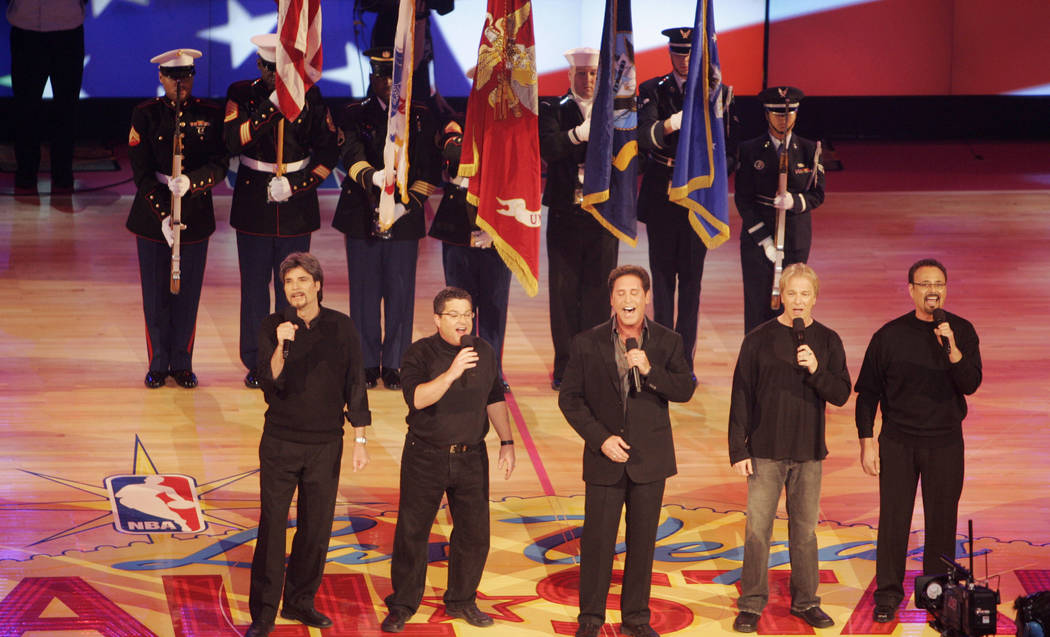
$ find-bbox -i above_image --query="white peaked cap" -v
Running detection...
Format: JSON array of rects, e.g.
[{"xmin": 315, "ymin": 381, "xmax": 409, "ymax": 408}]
[
  {"xmin": 150, "ymin": 48, "xmax": 203, "ymax": 68},
  {"xmin": 563, "ymin": 47, "xmax": 599, "ymax": 69},
  {"xmin": 251, "ymin": 34, "xmax": 279, "ymax": 63}
]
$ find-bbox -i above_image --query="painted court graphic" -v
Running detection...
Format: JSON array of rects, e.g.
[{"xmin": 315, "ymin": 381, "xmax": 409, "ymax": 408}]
[{"xmin": 105, "ymin": 474, "xmax": 206, "ymax": 534}]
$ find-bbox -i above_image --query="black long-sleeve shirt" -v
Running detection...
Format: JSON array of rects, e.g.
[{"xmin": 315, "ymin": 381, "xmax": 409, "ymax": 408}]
[
  {"xmin": 855, "ymin": 311, "xmax": 982, "ymax": 447},
  {"xmin": 400, "ymin": 333, "xmax": 505, "ymax": 446},
  {"xmin": 257, "ymin": 305, "xmax": 371, "ymax": 444},
  {"xmin": 728, "ymin": 319, "xmax": 851, "ymax": 465}
]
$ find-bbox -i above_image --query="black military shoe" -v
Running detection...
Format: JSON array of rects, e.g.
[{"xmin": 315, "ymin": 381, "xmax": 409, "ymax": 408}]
[
  {"xmin": 280, "ymin": 605, "xmax": 332, "ymax": 628},
  {"xmin": 145, "ymin": 371, "xmax": 167, "ymax": 388},
  {"xmin": 365, "ymin": 367, "xmax": 380, "ymax": 389},
  {"xmin": 172, "ymin": 369, "xmax": 198, "ymax": 388},
  {"xmin": 244, "ymin": 372, "xmax": 260, "ymax": 389},
  {"xmin": 446, "ymin": 604, "xmax": 493, "ymax": 627},
  {"xmin": 382, "ymin": 368, "xmax": 401, "ymax": 390}
]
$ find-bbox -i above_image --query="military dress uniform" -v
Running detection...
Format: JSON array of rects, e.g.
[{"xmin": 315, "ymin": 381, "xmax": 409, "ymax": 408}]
[
  {"xmin": 427, "ymin": 117, "xmax": 512, "ymax": 384},
  {"xmin": 735, "ymin": 88, "xmax": 824, "ymax": 333},
  {"xmin": 539, "ymin": 92, "xmax": 619, "ymax": 387},
  {"xmin": 223, "ymin": 58, "xmax": 339, "ymax": 385},
  {"xmin": 637, "ymin": 69, "xmax": 708, "ymax": 370},
  {"xmin": 333, "ymin": 94, "xmax": 440, "ymax": 389},
  {"xmin": 126, "ymin": 50, "xmax": 227, "ymax": 388}
]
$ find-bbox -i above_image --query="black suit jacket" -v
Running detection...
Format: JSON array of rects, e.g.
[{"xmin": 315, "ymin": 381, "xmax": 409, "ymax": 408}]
[{"xmin": 559, "ymin": 318, "xmax": 696, "ymax": 485}]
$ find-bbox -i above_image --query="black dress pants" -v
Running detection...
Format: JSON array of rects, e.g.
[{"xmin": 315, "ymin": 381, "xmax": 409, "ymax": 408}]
[
  {"xmin": 579, "ymin": 476, "xmax": 666, "ymax": 627},
  {"xmin": 249, "ymin": 434, "xmax": 343, "ymax": 623},
  {"xmin": 874, "ymin": 435, "xmax": 964, "ymax": 607},
  {"xmin": 646, "ymin": 208, "xmax": 707, "ymax": 370},
  {"xmin": 386, "ymin": 436, "xmax": 490, "ymax": 615}
]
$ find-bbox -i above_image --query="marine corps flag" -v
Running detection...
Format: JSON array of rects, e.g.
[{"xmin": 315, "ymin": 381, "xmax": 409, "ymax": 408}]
[
  {"xmin": 458, "ymin": 0, "xmax": 542, "ymax": 297},
  {"xmin": 582, "ymin": 0, "xmax": 638, "ymax": 246},
  {"xmin": 275, "ymin": 0, "xmax": 322, "ymax": 122},
  {"xmin": 668, "ymin": 0, "xmax": 730, "ymax": 249}
]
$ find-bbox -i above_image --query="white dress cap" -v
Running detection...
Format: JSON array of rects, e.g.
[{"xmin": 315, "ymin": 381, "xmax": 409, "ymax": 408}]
[
  {"xmin": 563, "ymin": 47, "xmax": 599, "ymax": 69},
  {"xmin": 250, "ymin": 33, "xmax": 279, "ymax": 63},
  {"xmin": 150, "ymin": 48, "xmax": 203, "ymax": 68}
]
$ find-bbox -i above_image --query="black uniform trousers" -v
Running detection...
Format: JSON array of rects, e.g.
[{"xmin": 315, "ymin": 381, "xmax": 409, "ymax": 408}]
[
  {"xmin": 579, "ymin": 475, "xmax": 666, "ymax": 627},
  {"xmin": 547, "ymin": 208, "xmax": 619, "ymax": 383},
  {"xmin": 345, "ymin": 237, "xmax": 419, "ymax": 372},
  {"xmin": 250, "ymin": 433, "xmax": 343, "ymax": 623},
  {"xmin": 442, "ymin": 243, "xmax": 511, "ymax": 378},
  {"xmin": 236, "ymin": 232, "xmax": 311, "ymax": 371},
  {"xmin": 9, "ymin": 25, "xmax": 84, "ymax": 188},
  {"xmin": 136, "ymin": 237, "xmax": 208, "ymax": 374},
  {"xmin": 874, "ymin": 435, "xmax": 964, "ymax": 608},
  {"xmin": 740, "ymin": 237, "xmax": 809, "ymax": 334},
  {"xmin": 646, "ymin": 209, "xmax": 707, "ymax": 370},
  {"xmin": 386, "ymin": 436, "xmax": 490, "ymax": 615}
]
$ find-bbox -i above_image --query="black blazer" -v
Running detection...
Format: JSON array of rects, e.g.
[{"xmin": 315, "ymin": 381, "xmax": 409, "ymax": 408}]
[{"xmin": 559, "ymin": 318, "xmax": 696, "ymax": 485}]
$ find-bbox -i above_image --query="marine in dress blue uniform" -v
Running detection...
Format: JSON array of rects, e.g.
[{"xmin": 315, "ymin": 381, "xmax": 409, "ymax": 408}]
[
  {"xmin": 223, "ymin": 34, "xmax": 340, "ymax": 388},
  {"xmin": 734, "ymin": 86, "xmax": 825, "ymax": 333},
  {"xmin": 332, "ymin": 47, "xmax": 441, "ymax": 391},
  {"xmin": 125, "ymin": 49, "xmax": 227, "ymax": 389}
]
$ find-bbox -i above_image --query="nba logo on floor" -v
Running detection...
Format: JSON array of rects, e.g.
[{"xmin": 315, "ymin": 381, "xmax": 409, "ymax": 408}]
[{"xmin": 105, "ymin": 474, "xmax": 206, "ymax": 534}]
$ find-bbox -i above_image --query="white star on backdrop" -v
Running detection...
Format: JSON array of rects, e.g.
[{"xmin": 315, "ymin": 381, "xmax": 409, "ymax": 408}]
[
  {"xmin": 196, "ymin": 0, "xmax": 278, "ymax": 70},
  {"xmin": 91, "ymin": 0, "xmax": 150, "ymax": 19},
  {"xmin": 321, "ymin": 42, "xmax": 366, "ymax": 94}
]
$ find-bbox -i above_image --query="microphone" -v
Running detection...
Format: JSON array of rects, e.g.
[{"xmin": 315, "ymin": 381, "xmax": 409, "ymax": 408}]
[
  {"xmin": 625, "ymin": 337, "xmax": 642, "ymax": 394},
  {"xmin": 932, "ymin": 308, "xmax": 950, "ymax": 355},
  {"xmin": 792, "ymin": 318, "xmax": 806, "ymax": 346},
  {"xmin": 459, "ymin": 334, "xmax": 476, "ymax": 386},
  {"xmin": 282, "ymin": 339, "xmax": 291, "ymax": 359}
]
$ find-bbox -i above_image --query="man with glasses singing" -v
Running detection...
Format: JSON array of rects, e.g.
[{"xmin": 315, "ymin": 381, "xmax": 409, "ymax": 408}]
[
  {"xmin": 854, "ymin": 258, "xmax": 982, "ymax": 624},
  {"xmin": 380, "ymin": 287, "xmax": 516, "ymax": 633}
]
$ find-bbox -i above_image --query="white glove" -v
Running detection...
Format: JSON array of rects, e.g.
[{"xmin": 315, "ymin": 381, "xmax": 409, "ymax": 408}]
[
  {"xmin": 773, "ymin": 191, "xmax": 795, "ymax": 210},
  {"xmin": 571, "ymin": 118, "xmax": 590, "ymax": 144},
  {"xmin": 371, "ymin": 168, "xmax": 386, "ymax": 189},
  {"xmin": 267, "ymin": 175, "xmax": 292, "ymax": 202},
  {"xmin": 166, "ymin": 174, "xmax": 190, "ymax": 198},
  {"xmin": 667, "ymin": 110, "xmax": 683, "ymax": 132},
  {"xmin": 471, "ymin": 230, "xmax": 494, "ymax": 249},
  {"xmin": 161, "ymin": 216, "xmax": 175, "ymax": 247},
  {"xmin": 269, "ymin": 90, "xmax": 280, "ymax": 108},
  {"xmin": 394, "ymin": 202, "xmax": 407, "ymax": 218},
  {"xmin": 759, "ymin": 237, "xmax": 777, "ymax": 263}
]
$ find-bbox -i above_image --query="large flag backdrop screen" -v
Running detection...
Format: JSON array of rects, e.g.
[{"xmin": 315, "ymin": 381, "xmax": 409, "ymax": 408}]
[{"xmin": 1, "ymin": 0, "xmax": 1047, "ymax": 99}]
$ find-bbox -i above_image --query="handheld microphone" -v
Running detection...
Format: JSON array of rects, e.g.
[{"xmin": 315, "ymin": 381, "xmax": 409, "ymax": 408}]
[
  {"xmin": 932, "ymin": 308, "xmax": 950, "ymax": 355},
  {"xmin": 282, "ymin": 339, "xmax": 291, "ymax": 359},
  {"xmin": 792, "ymin": 318, "xmax": 806, "ymax": 346},
  {"xmin": 625, "ymin": 337, "xmax": 642, "ymax": 394},
  {"xmin": 459, "ymin": 334, "xmax": 476, "ymax": 386}
]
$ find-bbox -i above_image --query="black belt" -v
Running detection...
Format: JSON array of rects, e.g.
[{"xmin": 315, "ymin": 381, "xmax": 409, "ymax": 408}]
[{"xmin": 407, "ymin": 432, "xmax": 484, "ymax": 454}]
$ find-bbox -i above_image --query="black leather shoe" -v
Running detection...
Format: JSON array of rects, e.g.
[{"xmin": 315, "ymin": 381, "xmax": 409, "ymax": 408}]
[
  {"xmin": 145, "ymin": 371, "xmax": 167, "ymax": 388},
  {"xmin": 621, "ymin": 623, "xmax": 659, "ymax": 637},
  {"xmin": 172, "ymin": 369, "xmax": 198, "ymax": 388},
  {"xmin": 873, "ymin": 604, "xmax": 897, "ymax": 623},
  {"xmin": 791, "ymin": 606, "xmax": 834, "ymax": 628},
  {"xmin": 446, "ymin": 604, "xmax": 494, "ymax": 627},
  {"xmin": 243, "ymin": 621, "xmax": 274, "ymax": 637},
  {"xmin": 733, "ymin": 611, "xmax": 761, "ymax": 633},
  {"xmin": 380, "ymin": 609, "xmax": 410, "ymax": 633},
  {"xmin": 382, "ymin": 368, "xmax": 401, "ymax": 390},
  {"xmin": 365, "ymin": 367, "xmax": 380, "ymax": 389},
  {"xmin": 244, "ymin": 372, "xmax": 260, "ymax": 389},
  {"xmin": 280, "ymin": 605, "xmax": 332, "ymax": 628},
  {"xmin": 576, "ymin": 623, "xmax": 601, "ymax": 637}
]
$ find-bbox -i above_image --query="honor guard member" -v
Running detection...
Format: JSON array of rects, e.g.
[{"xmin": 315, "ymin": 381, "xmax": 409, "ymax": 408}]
[
  {"xmin": 427, "ymin": 103, "xmax": 513, "ymax": 391},
  {"xmin": 734, "ymin": 86, "xmax": 825, "ymax": 333},
  {"xmin": 333, "ymin": 47, "xmax": 441, "ymax": 391},
  {"xmin": 126, "ymin": 49, "xmax": 227, "ymax": 389},
  {"xmin": 539, "ymin": 47, "xmax": 619, "ymax": 391},
  {"xmin": 224, "ymin": 33, "xmax": 340, "ymax": 389},
  {"xmin": 637, "ymin": 26, "xmax": 708, "ymax": 375}
]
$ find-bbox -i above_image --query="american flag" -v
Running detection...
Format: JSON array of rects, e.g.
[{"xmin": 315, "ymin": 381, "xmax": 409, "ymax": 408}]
[{"xmin": 275, "ymin": 0, "xmax": 323, "ymax": 122}]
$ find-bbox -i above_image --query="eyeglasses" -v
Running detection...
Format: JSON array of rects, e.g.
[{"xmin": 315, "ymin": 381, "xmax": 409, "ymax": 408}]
[
  {"xmin": 440, "ymin": 311, "xmax": 474, "ymax": 320},
  {"xmin": 911, "ymin": 281, "xmax": 946, "ymax": 290}
]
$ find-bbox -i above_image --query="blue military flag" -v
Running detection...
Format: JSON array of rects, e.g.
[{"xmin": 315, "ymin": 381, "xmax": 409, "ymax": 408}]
[
  {"xmin": 668, "ymin": 0, "xmax": 730, "ymax": 248},
  {"xmin": 581, "ymin": 0, "xmax": 638, "ymax": 246}
]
